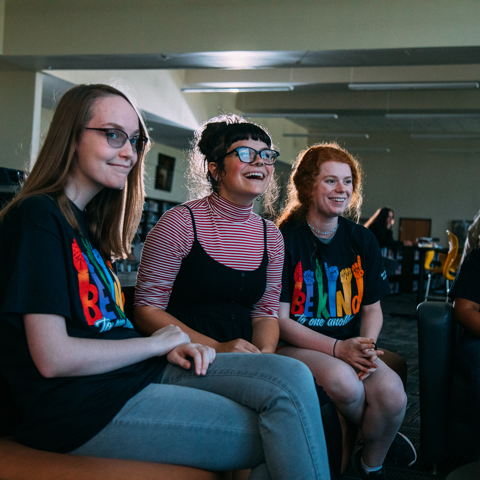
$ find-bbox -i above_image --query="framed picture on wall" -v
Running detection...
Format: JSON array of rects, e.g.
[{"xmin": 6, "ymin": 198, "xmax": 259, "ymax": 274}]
[{"xmin": 155, "ymin": 153, "xmax": 175, "ymax": 192}]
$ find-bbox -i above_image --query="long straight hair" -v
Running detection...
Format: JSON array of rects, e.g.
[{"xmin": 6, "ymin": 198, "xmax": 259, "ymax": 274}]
[
  {"xmin": 363, "ymin": 206, "xmax": 393, "ymax": 230},
  {"xmin": 0, "ymin": 84, "xmax": 150, "ymax": 260}
]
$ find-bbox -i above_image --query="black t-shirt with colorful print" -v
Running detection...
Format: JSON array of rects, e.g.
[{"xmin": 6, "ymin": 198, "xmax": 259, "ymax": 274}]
[
  {"xmin": 280, "ymin": 217, "xmax": 390, "ymax": 340},
  {"xmin": 0, "ymin": 195, "xmax": 166, "ymax": 453}
]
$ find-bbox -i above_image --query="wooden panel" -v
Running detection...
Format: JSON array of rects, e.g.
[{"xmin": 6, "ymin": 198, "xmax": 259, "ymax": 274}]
[{"xmin": 399, "ymin": 218, "xmax": 431, "ymax": 243}]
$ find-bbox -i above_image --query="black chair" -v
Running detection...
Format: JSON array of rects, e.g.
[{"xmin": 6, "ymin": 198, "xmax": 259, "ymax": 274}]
[{"xmin": 417, "ymin": 301, "xmax": 475, "ymax": 472}]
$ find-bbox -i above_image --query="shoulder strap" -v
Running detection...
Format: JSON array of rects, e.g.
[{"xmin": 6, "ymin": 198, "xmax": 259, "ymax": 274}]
[
  {"xmin": 182, "ymin": 205, "xmax": 197, "ymax": 241},
  {"xmin": 262, "ymin": 219, "xmax": 267, "ymax": 253}
]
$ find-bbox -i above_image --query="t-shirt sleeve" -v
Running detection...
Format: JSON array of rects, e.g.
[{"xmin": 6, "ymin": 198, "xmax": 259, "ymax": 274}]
[
  {"xmin": 1, "ymin": 203, "xmax": 72, "ymax": 320},
  {"xmin": 449, "ymin": 248, "xmax": 480, "ymax": 304},
  {"xmin": 361, "ymin": 228, "xmax": 391, "ymax": 305},
  {"xmin": 134, "ymin": 206, "xmax": 194, "ymax": 309},
  {"xmin": 251, "ymin": 222, "xmax": 284, "ymax": 319}
]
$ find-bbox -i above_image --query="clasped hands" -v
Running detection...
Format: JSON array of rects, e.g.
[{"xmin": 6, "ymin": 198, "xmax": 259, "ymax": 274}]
[{"xmin": 333, "ymin": 337, "xmax": 383, "ymax": 381}]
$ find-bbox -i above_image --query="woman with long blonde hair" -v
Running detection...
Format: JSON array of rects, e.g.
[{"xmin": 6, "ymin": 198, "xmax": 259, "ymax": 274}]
[{"xmin": 0, "ymin": 87, "xmax": 330, "ymax": 480}]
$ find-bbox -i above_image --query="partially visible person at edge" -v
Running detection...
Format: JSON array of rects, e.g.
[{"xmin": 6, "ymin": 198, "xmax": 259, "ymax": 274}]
[
  {"xmin": 275, "ymin": 143, "xmax": 415, "ymax": 480},
  {"xmin": 364, "ymin": 207, "xmax": 412, "ymax": 249},
  {"xmin": 461, "ymin": 209, "xmax": 480, "ymax": 264},
  {"xmin": 449, "ymin": 244, "xmax": 480, "ymax": 459},
  {"xmin": 0, "ymin": 87, "xmax": 330, "ymax": 480}
]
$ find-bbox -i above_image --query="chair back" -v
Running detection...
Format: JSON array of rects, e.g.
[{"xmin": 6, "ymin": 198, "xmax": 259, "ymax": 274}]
[
  {"xmin": 424, "ymin": 250, "xmax": 435, "ymax": 271},
  {"xmin": 425, "ymin": 250, "xmax": 444, "ymax": 274},
  {"xmin": 443, "ymin": 231, "xmax": 459, "ymax": 281}
]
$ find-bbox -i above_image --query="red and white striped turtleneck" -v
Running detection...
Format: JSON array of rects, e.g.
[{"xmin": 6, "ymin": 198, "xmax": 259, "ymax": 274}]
[{"xmin": 135, "ymin": 193, "xmax": 285, "ymax": 318}]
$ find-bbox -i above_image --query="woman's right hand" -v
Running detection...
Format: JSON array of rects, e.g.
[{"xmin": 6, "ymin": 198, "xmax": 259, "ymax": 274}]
[
  {"xmin": 334, "ymin": 337, "xmax": 383, "ymax": 373},
  {"xmin": 216, "ymin": 338, "xmax": 261, "ymax": 354},
  {"xmin": 151, "ymin": 324, "xmax": 191, "ymax": 355}
]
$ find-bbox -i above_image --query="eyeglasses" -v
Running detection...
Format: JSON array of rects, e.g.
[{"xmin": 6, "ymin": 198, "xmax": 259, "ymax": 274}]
[
  {"xmin": 85, "ymin": 128, "xmax": 147, "ymax": 153},
  {"xmin": 222, "ymin": 146, "xmax": 279, "ymax": 165}
]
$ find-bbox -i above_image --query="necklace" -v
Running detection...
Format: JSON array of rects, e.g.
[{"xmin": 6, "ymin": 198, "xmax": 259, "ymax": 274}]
[{"xmin": 307, "ymin": 221, "xmax": 339, "ymax": 236}]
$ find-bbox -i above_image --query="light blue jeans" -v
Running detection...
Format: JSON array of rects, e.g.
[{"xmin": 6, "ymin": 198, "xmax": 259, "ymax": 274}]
[{"xmin": 71, "ymin": 353, "xmax": 331, "ymax": 480}]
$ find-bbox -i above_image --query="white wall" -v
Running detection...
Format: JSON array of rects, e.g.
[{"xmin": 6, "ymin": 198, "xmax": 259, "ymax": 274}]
[{"xmin": 360, "ymin": 149, "xmax": 480, "ymax": 245}]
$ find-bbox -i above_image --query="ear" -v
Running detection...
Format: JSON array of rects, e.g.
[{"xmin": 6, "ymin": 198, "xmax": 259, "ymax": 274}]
[{"xmin": 208, "ymin": 162, "xmax": 219, "ymax": 180}]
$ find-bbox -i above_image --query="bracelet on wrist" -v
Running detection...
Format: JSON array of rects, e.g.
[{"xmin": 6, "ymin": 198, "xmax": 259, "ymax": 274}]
[{"xmin": 333, "ymin": 339, "xmax": 339, "ymax": 357}]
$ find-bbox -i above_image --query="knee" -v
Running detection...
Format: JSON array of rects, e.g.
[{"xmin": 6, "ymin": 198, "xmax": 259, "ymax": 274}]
[
  {"xmin": 323, "ymin": 367, "xmax": 363, "ymax": 406},
  {"xmin": 269, "ymin": 354, "xmax": 316, "ymax": 389},
  {"xmin": 370, "ymin": 374, "xmax": 407, "ymax": 415}
]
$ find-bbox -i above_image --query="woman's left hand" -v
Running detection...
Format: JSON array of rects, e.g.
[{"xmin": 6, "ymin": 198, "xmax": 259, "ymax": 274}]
[
  {"xmin": 167, "ymin": 343, "xmax": 216, "ymax": 375},
  {"xmin": 357, "ymin": 350, "xmax": 378, "ymax": 381}
]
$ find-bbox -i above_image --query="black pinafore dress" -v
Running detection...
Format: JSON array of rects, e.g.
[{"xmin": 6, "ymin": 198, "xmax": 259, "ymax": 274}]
[{"xmin": 166, "ymin": 205, "xmax": 268, "ymax": 343}]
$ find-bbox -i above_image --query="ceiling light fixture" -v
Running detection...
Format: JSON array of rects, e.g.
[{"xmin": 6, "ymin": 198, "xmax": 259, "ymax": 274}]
[
  {"xmin": 349, "ymin": 147, "xmax": 390, "ymax": 153},
  {"xmin": 283, "ymin": 133, "xmax": 369, "ymax": 139},
  {"xmin": 349, "ymin": 82, "xmax": 479, "ymax": 91},
  {"xmin": 411, "ymin": 133, "xmax": 480, "ymax": 139},
  {"xmin": 182, "ymin": 86, "xmax": 294, "ymax": 93},
  {"xmin": 386, "ymin": 113, "xmax": 480, "ymax": 120},
  {"xmin": 428, "ymin": 148, "xmax": 480, "ymax": 154},
  {"xmin": 244, "ymin": 113, "xmax": 339, "ymax": 119}
]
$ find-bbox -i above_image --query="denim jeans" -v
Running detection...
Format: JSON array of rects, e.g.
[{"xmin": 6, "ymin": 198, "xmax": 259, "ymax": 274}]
[
  {"xmin": 454, "ymin": 332, "xmax": 480, "ymax": 456},
  {"xmin": 71, "ymin": 353, "xmax": 331, "ymax": 480}
]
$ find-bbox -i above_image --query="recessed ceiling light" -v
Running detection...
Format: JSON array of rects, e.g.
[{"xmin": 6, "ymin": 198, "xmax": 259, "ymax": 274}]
[
  {"xmin": 387, "ymin": 113, "xmax": 480, "ymax": 119},
  {"xmin": 410, "ymin": 133, "xmax": 480, "ymax": 140},
  {"xmin": 244, "ymin": 113, "xmax": 339, "ymax": 119},
  {"xmin": 428, "ymin": 148, "xmax": 480, "ymax": 154},
  {"xmin": 349, "ymin": 147, "xmax": 390, "ymax": 153},
  {"xmin": 283, "ymin": 133, "xmax": 369, "ymax": 139},
  {"xmin": 350, "ymin": 82, "xmax": 479, "ymax": 91},
  {"xmin": 411, "ymin": 134, "xmax": 480, "ymax": 139},
  {"xmin": 182, "ymin": 86, "xmax": 294, "ymax": 93}
]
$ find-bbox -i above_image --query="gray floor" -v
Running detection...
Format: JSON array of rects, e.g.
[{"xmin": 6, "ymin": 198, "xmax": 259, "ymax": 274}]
[{"xmin": 340, "ymin": 293, "xmax": 476, "ymax": 480}]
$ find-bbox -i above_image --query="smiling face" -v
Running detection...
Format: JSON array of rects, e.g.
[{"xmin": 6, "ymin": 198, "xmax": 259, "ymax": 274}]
[
  {"xmin": 208, "ymin": 138, "xmax": 274, "ymax": 206},
  {"xmin": 66, "ymin": 95, "xmax": 140, "ymax": 209},
  {"xmin": 310, "ymin": 161, "xmax": 353, "ymax": 221}
]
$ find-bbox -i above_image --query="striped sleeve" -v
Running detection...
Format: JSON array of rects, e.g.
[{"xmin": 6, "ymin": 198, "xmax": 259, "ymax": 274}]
[
  {"xmin": 134, "ymin": 206, "xmax": 194, "ymax": 309},
  {"xmin": 251, "ymin": 220, "xmax": 285, "ymax": 319}
]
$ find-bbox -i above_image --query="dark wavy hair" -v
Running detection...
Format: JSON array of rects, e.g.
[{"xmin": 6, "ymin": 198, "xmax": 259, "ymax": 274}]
[
  {"xmin": 276, "ymin": 142, "xmax": 363, "ymax": 229},
  {"xmin": 187, "ymin": 114, "xmax": 278, "ymax": 214},
  {"xmin": 0, "ymin": 84, "xmax": 150, "ymax": 260},
  {"xmin": 364, "ymin": 207, "xmax": 394, "ymax": 230}
]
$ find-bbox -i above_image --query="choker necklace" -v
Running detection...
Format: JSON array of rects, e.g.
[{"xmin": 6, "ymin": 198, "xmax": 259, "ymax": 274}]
[{"xmin": 307, "ymin": 221, "xmax": 339, "ymax": 236}]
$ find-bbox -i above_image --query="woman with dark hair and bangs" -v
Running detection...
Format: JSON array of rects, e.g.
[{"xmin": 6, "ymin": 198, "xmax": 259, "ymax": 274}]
[
  {"xmin": 0, "ymin": 94, "xmax": 330, "ymax": 479},
  {"xmin": 276, "ymin": 143, "xmax": 415, "ymax": 480},
  {"xmin": 135, "ymin": 114, "xmax": 282, "ymax": 353}
]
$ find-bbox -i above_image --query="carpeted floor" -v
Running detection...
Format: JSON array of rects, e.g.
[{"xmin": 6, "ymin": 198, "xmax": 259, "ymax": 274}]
[{"xmin": 340, "ymin": 293, "xmax": 476, "ymax": 480}]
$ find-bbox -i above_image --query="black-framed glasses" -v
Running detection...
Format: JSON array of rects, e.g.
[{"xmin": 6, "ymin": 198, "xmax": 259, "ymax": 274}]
[
  {"xmin": 222, "ymin": 146, "xmax": 279, "ymax": 165},
  {"xmin": 85, "ymin": 128, "xmax": 147, "ymax": 153}
]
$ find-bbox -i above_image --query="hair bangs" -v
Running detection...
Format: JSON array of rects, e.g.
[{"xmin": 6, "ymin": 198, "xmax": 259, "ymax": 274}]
[{"xmin": 222, "ymin": 123, "xmax": 272, "ymax": 150}]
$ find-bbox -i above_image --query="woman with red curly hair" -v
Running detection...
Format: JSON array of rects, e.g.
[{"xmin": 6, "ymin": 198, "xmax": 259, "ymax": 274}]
[{"xmin": 276, "ymin": 143, "xmax": 413, "ymax": 480}]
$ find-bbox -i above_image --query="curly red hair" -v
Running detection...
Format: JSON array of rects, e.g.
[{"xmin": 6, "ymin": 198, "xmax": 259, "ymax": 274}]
[{"xmin": 276, "ymin": 142, "xmax": 363, "ymax": 229}]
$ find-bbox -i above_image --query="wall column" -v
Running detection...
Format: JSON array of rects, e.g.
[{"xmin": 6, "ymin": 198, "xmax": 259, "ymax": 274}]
[{"xmin": 0, "ymin": 70, "xmax": 43, "ymax": 170}]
